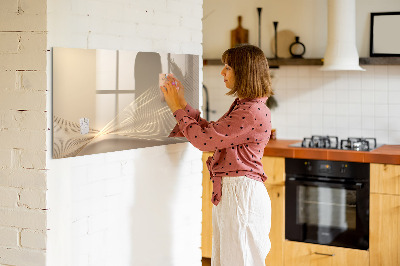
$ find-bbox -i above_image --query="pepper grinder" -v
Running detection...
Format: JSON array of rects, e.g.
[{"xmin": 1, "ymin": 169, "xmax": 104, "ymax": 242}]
[{"xmin": 273, "ymin": 21, "xmax": 279, "ymax": 58}]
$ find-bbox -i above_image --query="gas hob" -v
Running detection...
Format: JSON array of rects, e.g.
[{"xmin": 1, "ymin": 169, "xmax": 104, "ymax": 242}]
[{"xmin": 289, "ymin": 135, "xmax": 383, "ymax": 151}]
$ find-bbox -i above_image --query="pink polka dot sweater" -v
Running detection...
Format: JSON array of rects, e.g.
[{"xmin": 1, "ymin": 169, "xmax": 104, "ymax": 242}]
[{"xmin": 169, "ymin": 97, "xmax": 272, "ymax": 206}]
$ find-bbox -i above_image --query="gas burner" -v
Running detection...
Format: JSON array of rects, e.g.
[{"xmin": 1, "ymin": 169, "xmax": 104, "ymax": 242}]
[
  {"xmin": 301, "ymin": 135, "xmax": 339, "ymax": 149},
  {"xmin": 290, "ymin": 136, "xmax": 380, "ymax": 151},
  {"xmin": 340, "ymin": 137, "xmax": 377, "ymax": 151}
]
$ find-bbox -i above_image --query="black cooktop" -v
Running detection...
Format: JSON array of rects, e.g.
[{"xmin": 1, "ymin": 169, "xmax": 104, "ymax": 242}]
[{"xmin": 289, "ymin": 135, "xmax": 383, "ymax": 151}]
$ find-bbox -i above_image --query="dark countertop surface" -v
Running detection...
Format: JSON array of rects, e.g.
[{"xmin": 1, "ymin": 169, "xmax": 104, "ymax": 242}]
[{"xmin": 263, "ymin": 139, "xmax": 400, "ymax": 165}]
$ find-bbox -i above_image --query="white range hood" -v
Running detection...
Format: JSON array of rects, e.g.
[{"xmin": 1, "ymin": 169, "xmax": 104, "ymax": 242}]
[{"xmin": 320, "ymin": 0, "xmax": 365, "ymax": 71}]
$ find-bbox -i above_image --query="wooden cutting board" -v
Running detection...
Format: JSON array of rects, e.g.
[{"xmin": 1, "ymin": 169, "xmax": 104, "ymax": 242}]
[{"xmin": 231, "ymin": 16, "xmax": 249, "ymax": 48}]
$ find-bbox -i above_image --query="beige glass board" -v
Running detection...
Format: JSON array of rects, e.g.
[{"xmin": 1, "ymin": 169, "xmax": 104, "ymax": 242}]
[{"xmin": 52, "ymin": 47, "xmax": 199, "ymax": 159}]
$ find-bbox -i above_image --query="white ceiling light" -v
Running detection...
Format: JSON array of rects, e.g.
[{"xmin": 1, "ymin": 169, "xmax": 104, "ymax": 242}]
[{"xmin": 320, "ymin": 0, "xmax": 365, "ymax": 71}]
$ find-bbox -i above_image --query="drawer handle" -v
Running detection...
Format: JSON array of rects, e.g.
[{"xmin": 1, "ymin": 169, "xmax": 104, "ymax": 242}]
[{"xmin": 314, "ymin": 252, "xmax": 335, "ymax": 257}]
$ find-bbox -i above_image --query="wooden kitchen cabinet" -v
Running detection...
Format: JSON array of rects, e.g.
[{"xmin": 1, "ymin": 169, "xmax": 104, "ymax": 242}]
[
  {"xmin": 202, "ymin": 152, "xmax": 213, "ymax": 258},
  {"xmin": 284, "ymin": 241, "xmax": 369, "ymax": 266},
  {"xmin": 201, "ymin": 154, "xmax": 286, "ymax": 266},
  {"xmin": 262, "ymin": 156, "xmax": 285, "ymax": 266},
  {"xmin": 370, "ymin": 163, "xmax": 400, "ymax": 195},
  {"xmin": 370, "ymin": 193, "xmax": 400, "ymax": 266},
  {"xmin": 261, "ymin": 156, "xmax": 285, "ymax": 186},
  {"xmin": 370, "ymin": 163, "xmax": 400, "ymax": 266},
  {"xmin": 264, "ymin": 184, "xmax": 285, "ymax": 266}
]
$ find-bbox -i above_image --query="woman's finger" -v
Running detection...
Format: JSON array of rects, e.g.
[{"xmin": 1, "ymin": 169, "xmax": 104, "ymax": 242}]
[
  {"xmin": 160, "ymin": 86, "xmax": 168, "ymax": 95},
  {"xmin": 165, "ymin": 81, "xmax": 176, "ymax": 94}
]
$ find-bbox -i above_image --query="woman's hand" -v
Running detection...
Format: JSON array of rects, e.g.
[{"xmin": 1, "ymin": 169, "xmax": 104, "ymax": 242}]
[
  {"xmin": 173, "ymin": 77, "xmax": 187, "ymax": 108},
  {"xmin": 161, "ymin": 76, "xmax": 184, "ymax": 113}
]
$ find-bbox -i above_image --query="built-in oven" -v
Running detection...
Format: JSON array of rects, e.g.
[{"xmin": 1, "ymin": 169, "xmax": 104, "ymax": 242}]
[{"xmin": 285, "ymin": 158, "xmax": 369, "ymax": 250}]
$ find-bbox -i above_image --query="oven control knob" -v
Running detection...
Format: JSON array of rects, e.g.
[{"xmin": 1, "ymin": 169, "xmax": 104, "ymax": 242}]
[
  {"xmin": 340, "ymin": 164, "xmax": 347, "ymax": 174},
  {"xmin": 304, "ymin": 161, "xmax": 312, "ymax": 171}
]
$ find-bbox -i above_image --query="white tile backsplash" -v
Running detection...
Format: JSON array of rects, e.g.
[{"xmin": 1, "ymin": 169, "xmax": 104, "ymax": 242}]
[
  {"xmin": 374, "ymin": 77, "xmax": 388, "ymax": 91},
  {"xmin": 285, "ymin": 66, "xmax": 298, "ymax": 77},
  {"xmin": 389, "ymin": 105, "xmax": 400, "ymax": 117},
  {"xmin": 388, "ymin": 65, "xmax": 400, "ymax": 76},
  {"xmin": 389, "ymin": 131, "xmax": 400, "ymax": 143},
  {"xmin": 388, "ymin": 91, "xmax": 400, "ymax": 104},
  {"xmin": 335, "ymin": 73, "xmax": 349, "ymax": 90},
  {"xmin": 286, "ymin": 77, "xmax": 299, "ymax": 89},
  {"xmin": 298, "ymin": 77, "xmax": 311, "ymax": 89},
  {"xmin": 374, "ymin": 90, "xmax": 388, "ymax": 104},
  {"xmin": 204, "ymin": 65, "xmax": 400, "ymax": 144},
  {"xmin": 336, "ymin": 90, "xmax": 349, "ymax": 103},
  {"xmin": 348, "ymin": 103, "xmax": 362, "ymax": 116},
  {"xmin": 361, "ymin": 104, "xmax": 375, "ymax": 117},
  {"xmin": 389, "ymin": 117, "xmax": 400, "ymax": 131},
  {"xmin": 375, "ymin": 104, "xmax": 389, "ymax": 117},
  {"xmin": 362, "ymin": 90, "xmax": 375, "ymax": 104},
  {"xmin": 374, "ymin": 65, "xmax": 388, "ymax": 77},
  {"xmin": 374, "ymin": 117, "xmax": 389, "ymax": 130},
  {"xmin": 336, "ymin": 115, "xmax": 348, "ymax": 129},
  {"xmin": 336, "ymin": 103, "xmax": 349, "ymax": 116},
  {"xmin": 362, "ymin": 116, "xmax": 375, "ymax": 130},
  {"xmin": 323, "ymin": 103, "xmax": 336, "ymax": 116},
  {"xmin": 375, "ymin": 130, "xmax": 389, "ymax": 144},
  {"xmin": 348, "ymin": 72, "xmax": 362, "ymax": 90},
  {"xmin": 388, "ymin": 75, "xmax": 400, "ymax": 91}
]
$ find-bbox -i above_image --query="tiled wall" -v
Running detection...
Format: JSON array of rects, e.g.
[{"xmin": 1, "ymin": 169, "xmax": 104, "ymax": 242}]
[{"xmin": 203, "ymin": 65, "xmax": 400, "ymax": 145}]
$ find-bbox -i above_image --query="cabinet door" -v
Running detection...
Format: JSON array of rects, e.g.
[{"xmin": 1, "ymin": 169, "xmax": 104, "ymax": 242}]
[
  {"xmin": 261, "ymin": 156, "xmax": 285, "ymax": 185},
  {"xmin": 264, "ymin": 184, "xmax": 284, "ymax": 266},
  {"xmin": 284, "ymin": 241, "xmax": 369, "ymax": 266},
  {"xmin": 370, "ymin": 193, "xmax": 400, "ymax": 266},
  {"xmin": 370, "ymin": 163, "xmax": 400, "ymax": 195},
  {"xmin": 202, "ymin": 152, "xmax": 213, "ymax": 258}
]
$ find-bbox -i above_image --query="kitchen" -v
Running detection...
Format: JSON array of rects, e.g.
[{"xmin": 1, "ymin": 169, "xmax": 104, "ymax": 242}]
[
  {"xmin": 202, "ymin": 0, "xmax": 400, "ymax": 265},
  {"xmin": 0, "ymin": 0, "xmax": 399, "ymax": 265}
]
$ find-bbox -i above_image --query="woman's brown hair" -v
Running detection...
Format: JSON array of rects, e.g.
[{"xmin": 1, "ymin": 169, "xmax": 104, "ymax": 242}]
[{"xmin": 221, "ymin": 44, "xmax": 273, "ymax": 99}]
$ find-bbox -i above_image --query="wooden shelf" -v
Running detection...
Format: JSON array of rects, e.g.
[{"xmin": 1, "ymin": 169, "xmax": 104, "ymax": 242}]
[
  {"xmin": 203, "ymin": 57, "xmax": 400, "ymax": 67},
  {"xmin": 359, "ymin": 57, "xmax": 400, "ymax": 65},
  {"xmin": 268, "ymin": 58, "xmax": 322, "ymax": 67},
  {"xmin": 203, "ymin": 58, "xmax": 323, "ymax": 67}
]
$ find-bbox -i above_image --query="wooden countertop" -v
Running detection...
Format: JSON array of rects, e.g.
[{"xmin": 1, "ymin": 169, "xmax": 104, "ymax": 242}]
[{"xmin": 263, "ymin": 139, "xmax": 400, "ymax": 165}]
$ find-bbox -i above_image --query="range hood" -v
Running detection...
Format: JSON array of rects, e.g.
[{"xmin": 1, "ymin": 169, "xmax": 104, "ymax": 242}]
[{"xmin": 320, "ymin": 0, "xmax": 365, "ymax": 71}]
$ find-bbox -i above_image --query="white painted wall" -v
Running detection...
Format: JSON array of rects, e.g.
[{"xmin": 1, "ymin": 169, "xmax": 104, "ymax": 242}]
[
  {"xmin": 203, "ymin": 0, "xmax": 400, "ymax": 145},
  {"xmin": 46, "ymin": 1, "xmax": 203, "ymax": 266},
  {"xmin": 203, "ymin": 0, "xmax": 400, "ymax": 58},
  {"xmin": 0, "ymin": 0, "xmax": 48, "ymax": 265}
]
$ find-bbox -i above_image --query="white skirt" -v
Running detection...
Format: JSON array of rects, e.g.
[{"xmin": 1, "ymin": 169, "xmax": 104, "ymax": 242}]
[{"xmin": 212, "ymin": 176, "xmax": 271, "ymax": 266}]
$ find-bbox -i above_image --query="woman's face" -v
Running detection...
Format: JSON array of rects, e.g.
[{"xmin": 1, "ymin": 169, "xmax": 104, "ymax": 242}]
[{"xmin": 220, "ymin": 64, "xmax": 235, "ymax": 89}]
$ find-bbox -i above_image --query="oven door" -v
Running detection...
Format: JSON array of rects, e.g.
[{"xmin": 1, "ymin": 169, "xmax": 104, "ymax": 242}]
[{"xmin": 285, "ymin": 177, "xmax": 369, "ymax": 250}]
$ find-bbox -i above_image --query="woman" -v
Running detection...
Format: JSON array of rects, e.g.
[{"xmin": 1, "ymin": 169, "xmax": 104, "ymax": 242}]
[{"xmin": 161, "ymin": 44, "xmax": 273, "ymax": 266}]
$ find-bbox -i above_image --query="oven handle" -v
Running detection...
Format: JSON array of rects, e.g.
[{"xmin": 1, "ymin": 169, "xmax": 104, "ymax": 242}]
[{"xmin": 286, "ymin": 177, "xmax": 364, "ymax": 189}]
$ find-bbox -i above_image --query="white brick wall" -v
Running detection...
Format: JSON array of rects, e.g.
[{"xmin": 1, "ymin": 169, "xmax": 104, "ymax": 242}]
[
  {"xmin": 46, "ymin": 1, "xmax": 203, "ymax": 266},
  {"xmin": 2, "ymin": 0, "xmax": 203, "ymax": 266},
  {"xmin": 0, "ymin": 0, "xmax": 48, "ymax": 265}
]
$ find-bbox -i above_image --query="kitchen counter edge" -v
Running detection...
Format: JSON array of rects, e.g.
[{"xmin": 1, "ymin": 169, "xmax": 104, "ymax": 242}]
[{"xmin": 263, "ymin": 139, "xmax": 400, "ymax": 165}]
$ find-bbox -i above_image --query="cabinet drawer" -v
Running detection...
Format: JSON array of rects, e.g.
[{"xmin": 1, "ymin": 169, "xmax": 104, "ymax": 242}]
[{"xmin": 284, "ymin": 241, "xmax": 369, "ymax": 266}]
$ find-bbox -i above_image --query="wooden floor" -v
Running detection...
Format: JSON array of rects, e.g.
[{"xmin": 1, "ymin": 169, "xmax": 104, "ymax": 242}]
[{"xmin": 202, "ymin": 257, "xmax": 211, "ymax": 266}]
